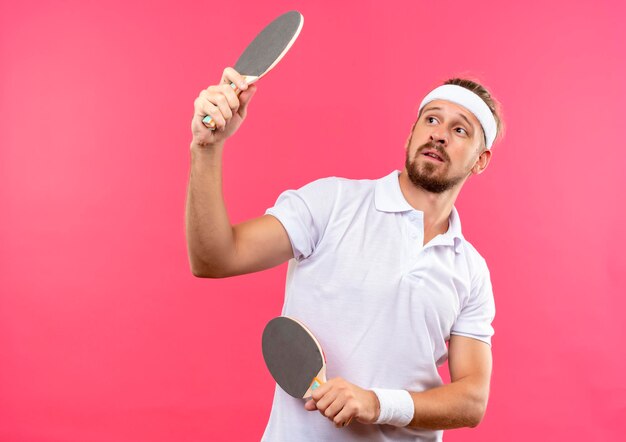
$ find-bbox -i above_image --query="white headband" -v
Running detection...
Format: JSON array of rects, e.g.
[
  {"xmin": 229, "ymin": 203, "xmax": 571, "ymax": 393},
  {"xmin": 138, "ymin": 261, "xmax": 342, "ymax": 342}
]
[{"xmin": 418, "ymin": 84, "xmax": 497, "ymax": 149}]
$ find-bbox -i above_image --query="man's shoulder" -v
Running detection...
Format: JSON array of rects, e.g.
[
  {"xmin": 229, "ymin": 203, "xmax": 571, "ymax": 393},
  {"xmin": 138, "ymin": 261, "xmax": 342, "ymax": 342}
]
[
  {"xmin": 456, "ymin": 236, "xmax": 490, "ymax": 276},
  {"xmin": 303, "ymin": 175, "xmax": 378, "ymax": 187},
  {"xmin": 298, "ymin": 175, "xmax": 378, "ymax": 197}
]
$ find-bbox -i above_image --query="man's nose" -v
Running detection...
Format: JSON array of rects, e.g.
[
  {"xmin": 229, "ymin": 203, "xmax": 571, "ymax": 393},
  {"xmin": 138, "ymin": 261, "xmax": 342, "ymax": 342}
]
[{"xmin": 430, "ymin": 131, "xmax": 447, "ymax": 146}]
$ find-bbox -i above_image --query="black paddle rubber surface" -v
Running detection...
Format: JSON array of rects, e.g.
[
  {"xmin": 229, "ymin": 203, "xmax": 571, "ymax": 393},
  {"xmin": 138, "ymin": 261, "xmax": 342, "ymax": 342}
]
[
  {"xmin": 234, "ymin": 11, "xmax": 302, "ymax": 77},
  {"xmin": 262, "ymin": 316, "xmax": 324, "ymax": 398}
]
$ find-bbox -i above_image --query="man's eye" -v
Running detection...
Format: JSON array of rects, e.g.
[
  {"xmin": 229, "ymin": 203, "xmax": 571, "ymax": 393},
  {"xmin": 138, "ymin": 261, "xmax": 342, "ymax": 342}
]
[
  {"xmin": 456, "ymin": 127, "xmax": 467, "ymax": 135},
  {"xmin": 427, "ymin": 116, "xmax": 437, "ymax": 124}
]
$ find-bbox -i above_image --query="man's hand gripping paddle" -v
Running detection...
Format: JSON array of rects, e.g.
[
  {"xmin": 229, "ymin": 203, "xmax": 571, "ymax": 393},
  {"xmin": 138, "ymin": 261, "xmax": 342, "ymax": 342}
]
[
  {"xmin": 202, "ymin": 11, "xmax": 303, "ymax": 130},
  {"xmin": 262, "ymin": 317, "xmax": 356, "ymax": 427}
]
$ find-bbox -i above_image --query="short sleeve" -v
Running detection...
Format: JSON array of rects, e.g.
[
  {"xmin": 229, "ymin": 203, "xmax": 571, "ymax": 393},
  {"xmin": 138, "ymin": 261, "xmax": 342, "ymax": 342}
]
[
  {"xmin": 450, "ymin": 264, "xmax": 496, "ymax": 346},
  {"xmin": 265, "ymin": 178, "xmax": 338, "ymax": 261}
]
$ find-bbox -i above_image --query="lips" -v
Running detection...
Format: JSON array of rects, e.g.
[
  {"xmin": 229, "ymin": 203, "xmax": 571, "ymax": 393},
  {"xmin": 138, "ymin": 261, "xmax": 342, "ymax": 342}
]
[{"xmin": 422, "ymin": 149, "xmax": 445, "ymax": 162}]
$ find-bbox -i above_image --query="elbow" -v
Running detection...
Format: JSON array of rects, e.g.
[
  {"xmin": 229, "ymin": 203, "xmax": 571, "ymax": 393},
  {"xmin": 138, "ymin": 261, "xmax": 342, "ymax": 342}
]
[
  {"xmin": 463, "ymin": 380, "xmax": 489, "ymax": 428},
  {"xmin": 189, "ymin": 257, "xmax": 229, "ymax": 279},
  {"xmin": 191, "ymin": 266, "xmax": 218, "ymax": 278},
  {"xmin": 467, "ymin": 402, "xmax": 487, "ymax": 428},
  {"xmin": 190, "ymin": 265, "xmax": 229, "ymax": 279}
]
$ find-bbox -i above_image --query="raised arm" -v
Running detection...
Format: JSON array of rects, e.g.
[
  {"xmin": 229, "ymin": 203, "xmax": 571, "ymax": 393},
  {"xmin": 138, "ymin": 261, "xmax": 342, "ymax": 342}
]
[{"xmin": 186, "ymin": 68, "xmax": 293, "ymax": 278}]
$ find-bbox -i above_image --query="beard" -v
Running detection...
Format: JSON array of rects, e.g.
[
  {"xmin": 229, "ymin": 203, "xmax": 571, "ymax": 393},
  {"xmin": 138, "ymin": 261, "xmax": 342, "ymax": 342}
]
[{"xmin": 405, "ymin": 141, "xmax": 468, "ymax": 194}]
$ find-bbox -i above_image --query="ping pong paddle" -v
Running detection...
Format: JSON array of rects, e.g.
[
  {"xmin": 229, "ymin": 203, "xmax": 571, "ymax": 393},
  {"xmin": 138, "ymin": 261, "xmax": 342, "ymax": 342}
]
[
  {"xmin": 262, "ymin": 316, "xmax": 326, "ymax": 399},
  {"xmin": 202, "ymin": 10, "xmax": 304, "ymax": 130}
]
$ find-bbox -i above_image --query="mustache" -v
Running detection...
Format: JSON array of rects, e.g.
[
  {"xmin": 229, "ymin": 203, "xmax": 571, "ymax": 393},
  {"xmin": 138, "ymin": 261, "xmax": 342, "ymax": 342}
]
[{"xmin": 417, "ymin": 142, "xmax": 449, "ymax": 162}]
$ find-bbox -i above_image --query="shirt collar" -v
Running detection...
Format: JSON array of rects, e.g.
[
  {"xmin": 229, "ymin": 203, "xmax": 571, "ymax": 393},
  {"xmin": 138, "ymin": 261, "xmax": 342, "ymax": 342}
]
[{"xmin": 374, "ymin": 170, "xmax": 465, "ymax": 253}]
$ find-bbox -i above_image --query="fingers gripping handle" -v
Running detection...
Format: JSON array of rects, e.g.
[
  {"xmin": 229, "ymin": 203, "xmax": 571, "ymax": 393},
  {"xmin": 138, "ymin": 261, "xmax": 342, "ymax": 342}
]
[
  {"xmin": 201, "ymin": 83, "xmax": 240, "ymax": 130},
  {"xmin": 308, "ymin": 378, "xmax": 353, "ymax": 427}
]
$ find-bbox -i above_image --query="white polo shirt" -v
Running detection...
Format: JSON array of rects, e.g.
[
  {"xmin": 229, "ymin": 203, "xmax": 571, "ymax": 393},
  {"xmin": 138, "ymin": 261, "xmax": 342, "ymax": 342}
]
[{"xmin": 262, "ymin": 170, "xmax": 495, "ymax": 442}]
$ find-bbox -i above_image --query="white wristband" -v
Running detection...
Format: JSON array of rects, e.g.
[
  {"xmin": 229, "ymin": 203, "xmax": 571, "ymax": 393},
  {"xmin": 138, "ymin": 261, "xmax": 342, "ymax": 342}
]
[{"xmin": 371, "ymin": 388, "xmax": 415, "ymax": 427}]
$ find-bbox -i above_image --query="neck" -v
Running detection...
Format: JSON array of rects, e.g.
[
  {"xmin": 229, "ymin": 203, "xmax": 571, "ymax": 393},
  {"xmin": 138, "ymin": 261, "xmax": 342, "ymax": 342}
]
[{"xmin": 398, "ymin": 169, "xmax": 463, "ymax": 244}]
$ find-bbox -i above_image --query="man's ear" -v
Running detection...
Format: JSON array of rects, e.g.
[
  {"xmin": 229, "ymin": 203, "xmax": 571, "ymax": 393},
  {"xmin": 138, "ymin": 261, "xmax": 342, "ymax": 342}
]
[
  {"xmin": 405, "ymin": 121, "xmax": 418, "ymax": 151},
  {"xmin": 471, "ymin": 149, "xmax": 492, "ymax": 175}
]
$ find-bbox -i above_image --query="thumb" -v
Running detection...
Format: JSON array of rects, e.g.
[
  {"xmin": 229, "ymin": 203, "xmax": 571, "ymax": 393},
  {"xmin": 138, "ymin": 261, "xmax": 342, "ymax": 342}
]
[
  {"xmin": 304, "ymin": 399, "xmax": 317, "ymax": 411},
  {"xmin": 237, "ymin": 84, "xmax": 257, "ymax": 119}
]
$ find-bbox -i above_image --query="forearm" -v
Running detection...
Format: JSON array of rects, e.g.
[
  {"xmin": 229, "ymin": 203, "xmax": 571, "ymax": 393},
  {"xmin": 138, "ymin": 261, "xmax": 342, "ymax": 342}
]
[
  {"xmin": 185, "ymin": 142, "xmax": 235, "ymax": 277},
  {"xmin": 407, "ymin": 378, "xmax": 487, "ymax": 430}
]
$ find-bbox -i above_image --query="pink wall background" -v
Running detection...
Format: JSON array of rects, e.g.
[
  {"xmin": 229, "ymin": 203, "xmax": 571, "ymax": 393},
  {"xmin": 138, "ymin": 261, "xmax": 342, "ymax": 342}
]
[{"xmin": 2, "ymin": 0, "xmax": 625, "ymax": 440}]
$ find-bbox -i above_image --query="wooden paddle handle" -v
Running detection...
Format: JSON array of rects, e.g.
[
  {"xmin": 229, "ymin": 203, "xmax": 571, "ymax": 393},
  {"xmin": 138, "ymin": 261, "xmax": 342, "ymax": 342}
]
[
  {"xmin": 304, "ymin": 376, "xmax": 324, "ymax": 399},
  {"xmin": 201, "ymin": 83, "xmax": 240, "ymax": 130}
]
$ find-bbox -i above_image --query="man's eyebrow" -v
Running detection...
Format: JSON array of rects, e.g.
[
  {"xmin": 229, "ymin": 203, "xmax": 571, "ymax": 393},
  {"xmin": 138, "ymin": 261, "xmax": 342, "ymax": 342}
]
[{"xmin": 422, "ymin": 106, "xmax": 476, "ymax": 132}]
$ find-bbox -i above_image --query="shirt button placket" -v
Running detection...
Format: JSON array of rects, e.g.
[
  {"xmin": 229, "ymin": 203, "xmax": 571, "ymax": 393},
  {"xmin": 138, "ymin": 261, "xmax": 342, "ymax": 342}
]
[{"xmin": 405, "ymin": 212, "xmax": 424, "ymax": 270}]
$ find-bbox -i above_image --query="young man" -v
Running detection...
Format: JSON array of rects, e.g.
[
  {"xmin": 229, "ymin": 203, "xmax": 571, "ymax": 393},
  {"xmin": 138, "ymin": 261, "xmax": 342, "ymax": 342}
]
[{"xmin": 186, "ymin": 68, "xmax": 504, "ymax": 441}]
